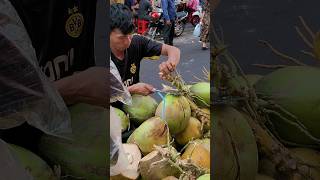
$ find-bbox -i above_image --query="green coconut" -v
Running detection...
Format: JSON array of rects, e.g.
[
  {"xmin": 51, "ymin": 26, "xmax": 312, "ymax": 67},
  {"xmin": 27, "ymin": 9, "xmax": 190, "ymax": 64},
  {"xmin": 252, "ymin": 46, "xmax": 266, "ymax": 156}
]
[
  {"xmin": 181, "ymin": 138, "xmax": 210, "ymax": 170},
  {"xmin": 175, "ymin": 117, "xmax": 202, "ymax": 145},
  {"xmin": 197, "ymin": 174, "xmax": 210, "ymax": 180},
  {"xmin": 289, "ymin": 148, "xmax": 320, "ymax": 180},
  {"xmin": 213, "ymin": 105, "xmax": 258, "ymax": 180},
  {"xmin": 127, "ymin": 116, "xmax": 170, "ymax": 155},
  {"xmin": 123, "ymin": 94, "xmax": 158, "ymax": 125},
  {"xmin": 155, "ymin": 94, "xmax": 191, "ymax": 135},
  {"xmin": 38, "ymin": 103, "xmax": 107, "ymax": 180},
  {"xmin": 255, "ymin": 66, "xmax": 320, "ymax": 147},
  {"xmin": 8, "ymin": 144, "xmax": 57, "ymax": 180},
  {"xmin": 190, "ymin": 82, "xmax": 210, "ymax": 108},
  {"xmin": 113, "ymin": 107, "xmax": 130, "ymax": 132}
]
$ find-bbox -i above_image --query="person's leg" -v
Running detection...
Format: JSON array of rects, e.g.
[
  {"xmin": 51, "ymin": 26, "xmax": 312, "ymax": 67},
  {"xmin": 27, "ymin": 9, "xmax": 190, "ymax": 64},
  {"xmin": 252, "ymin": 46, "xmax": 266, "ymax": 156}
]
[
  {"xmin": 163, "ymin": 22, "xmax": 172, "ymax": 45},
  {"xmin": 200, "ymin": 22, "xmax": 209, "ymax": 50},
  {"xmin": 169, "ymin": 20, "xmax": 175, "ymax": 45}
]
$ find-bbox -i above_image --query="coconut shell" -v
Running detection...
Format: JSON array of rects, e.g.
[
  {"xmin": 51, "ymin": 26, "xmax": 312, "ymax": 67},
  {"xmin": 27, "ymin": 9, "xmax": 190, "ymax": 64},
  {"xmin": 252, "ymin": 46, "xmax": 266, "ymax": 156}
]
[
  {"xmin": 213, "ymin": 105, "xmax": 258, "ymax": 180},
  {"xmin": 123, "ymin": 95, "xmax": 158, "ymax": 125},
  {"xmin": 255, "ymin": 66, "xmax": 320, "ymax": 147},
  {"xmin": 190, "ymin": 82, "xmax": 210, "ymax": 108},
  {"xmin": 8, "ymin": 144, "xmax": 57, "ymax": 180},
  {"xmin": 38, "ymin": 103, "xmax": 107, "ymax": 180},
  {"xmin": 139, "ymin": 149, "xmax": 181, "ymax": 180},
  {"xmin": 155, "ymin": 94, "xmax": 191, "ymax": 135},
  {"xmin": 175, "ymin": 117, "xmax": 202, "ymax": 145},
  {"xmin": 127, "ymin": 117, "xmax": 170, "ymax": 155},
  {"xmin": 181, "ymin": 139, "xmax": 210, "ymax": 170}
]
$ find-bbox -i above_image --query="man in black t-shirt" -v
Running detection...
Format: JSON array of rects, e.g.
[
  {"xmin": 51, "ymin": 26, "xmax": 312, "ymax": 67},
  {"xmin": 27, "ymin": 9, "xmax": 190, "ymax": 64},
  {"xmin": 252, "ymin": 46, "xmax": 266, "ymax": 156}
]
[
  {"xmin": 8, "ymin": 0, "xmax": 109, "ymax": 107},
  {"xmin": 0, "ymin": 0, "xmax": 109, "ymax": 152},
  {"xmin": 110, "ymin": 3, "xmax": 180, "ymax": 96}
]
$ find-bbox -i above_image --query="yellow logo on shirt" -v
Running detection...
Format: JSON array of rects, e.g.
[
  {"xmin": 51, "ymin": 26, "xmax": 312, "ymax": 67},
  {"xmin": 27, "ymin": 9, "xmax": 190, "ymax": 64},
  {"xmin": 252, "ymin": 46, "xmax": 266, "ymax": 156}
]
[
  {"xmin": 65, "ymin": 6, "xmax": 84, "ymax": 38},
  {"xmin": 130, "ymin": 63, "xmax": 137, "ymax": 74}
]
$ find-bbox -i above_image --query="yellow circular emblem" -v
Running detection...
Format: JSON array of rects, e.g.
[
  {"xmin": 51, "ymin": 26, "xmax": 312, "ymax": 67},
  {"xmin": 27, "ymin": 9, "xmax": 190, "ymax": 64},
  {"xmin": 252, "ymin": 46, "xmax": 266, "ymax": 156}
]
[
  {"xmin": 130, "ymin": 64, "xmax": 137, "ymax": 74},
  {"xmin": 65, "ymin": 13, "xmax": 84, "ymax": 38}
]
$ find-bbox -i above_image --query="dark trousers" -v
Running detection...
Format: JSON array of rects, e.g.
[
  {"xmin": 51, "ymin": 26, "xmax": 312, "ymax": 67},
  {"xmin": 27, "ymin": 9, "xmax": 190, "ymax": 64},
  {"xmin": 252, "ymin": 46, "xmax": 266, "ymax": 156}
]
[{"xmin": 163, "ymin": 20, "xmax": 175, "ymax": 45}]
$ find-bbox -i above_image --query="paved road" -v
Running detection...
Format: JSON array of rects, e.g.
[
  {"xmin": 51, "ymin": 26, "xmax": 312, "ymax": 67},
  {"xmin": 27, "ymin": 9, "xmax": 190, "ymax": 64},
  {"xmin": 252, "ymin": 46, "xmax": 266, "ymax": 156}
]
[{"xmin": 140, "ymin": 24, "xmax": 210, "ymax": 101}]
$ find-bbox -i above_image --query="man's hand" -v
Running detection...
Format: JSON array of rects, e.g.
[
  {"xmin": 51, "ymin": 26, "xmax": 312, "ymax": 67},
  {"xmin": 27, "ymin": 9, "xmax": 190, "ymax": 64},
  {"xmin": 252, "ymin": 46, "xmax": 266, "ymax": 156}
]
[
  {"xmin": 128, "ymin": 83, "xmax": 155, "ymax": 95},
  {"xmin": 54, "ymin": 67, "xmax": 109, "ymax": 107},
  {"xmin": 159, "ymin": 44, "xmax": 181, "ymax": 79},
  {"xmin": 159, "ymin": 59, "xmax": 177, "ymax": 79}
]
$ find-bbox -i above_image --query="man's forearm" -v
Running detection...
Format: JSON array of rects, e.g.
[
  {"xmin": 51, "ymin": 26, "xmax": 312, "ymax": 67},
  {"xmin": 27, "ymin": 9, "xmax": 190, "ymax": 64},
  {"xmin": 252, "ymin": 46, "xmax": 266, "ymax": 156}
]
[{"xmin": 161, "ymin": 44, "xmax": 180, "ymax": 64}]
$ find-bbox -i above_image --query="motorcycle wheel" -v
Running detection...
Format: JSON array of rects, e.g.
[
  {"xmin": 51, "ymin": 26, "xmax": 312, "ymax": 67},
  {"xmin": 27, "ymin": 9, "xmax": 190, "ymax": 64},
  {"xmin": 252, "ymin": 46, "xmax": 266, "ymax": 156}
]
[
  {"xmin": 174, "ymin": 21, "xmax": 185, "ymax": 37},
  {"xmin": 146, "ymin": 27, "xmax": 157, "ymax": 39}
]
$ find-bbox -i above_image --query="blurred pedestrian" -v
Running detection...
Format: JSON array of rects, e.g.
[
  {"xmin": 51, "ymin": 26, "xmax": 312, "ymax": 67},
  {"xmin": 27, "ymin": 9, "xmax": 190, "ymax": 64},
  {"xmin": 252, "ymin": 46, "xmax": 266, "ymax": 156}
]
[
  {"xmin": 161, "ymin": 0, "xmax": 177, "ymax": 45},
  {"xmin": 199, "ymin": 0, "xmax": 209, "ymax": 50}
]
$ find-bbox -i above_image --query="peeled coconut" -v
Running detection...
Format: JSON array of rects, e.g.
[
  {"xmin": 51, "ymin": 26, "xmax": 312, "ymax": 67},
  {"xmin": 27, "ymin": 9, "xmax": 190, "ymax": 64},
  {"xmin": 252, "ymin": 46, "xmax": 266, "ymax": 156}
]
[
  {"xmin": 181, "ymin": 138, "xmax": 210, "ymax": 170},
  {"xmin": 113, "ymin": 107, "xmax": 130, "ymax": 132},
  {"xmin": 123, "ymin": 94, "xmax": 158, "ymax": 125},
  {"xmin": 139, "ymin": 147, "xmax": 181, "ymax": 180},
  {"xmin": 155, "ymin": 94, "xmax": 191, "ymax": 135},
  {"xmin": 38, "ymin": 103, "xmax": 107, "ymax": 180},
  {"xmin": 197, "ymin": 174, "xmax": 210, "ymax": 180},
  {"xmin": 190, "ymin": 82, "xmax": 210, "ymax": 108},
  {"xmin": 175, "ymin": 117, "xmax": 202, "ymax": 145},
  {"xmin": 8, "ymin": 144, "xmax": 57, "ymax": 180},
  {"xmin": 127, "ymin": 117, "xmax": 170, "ymax": 155},
  {"xmin": 289, "ymin": 148, "xmax": 320, "ymax": 180},
  {"xmin": 111, "ymin": 144, "xmax": 141, "ymax": 180}
]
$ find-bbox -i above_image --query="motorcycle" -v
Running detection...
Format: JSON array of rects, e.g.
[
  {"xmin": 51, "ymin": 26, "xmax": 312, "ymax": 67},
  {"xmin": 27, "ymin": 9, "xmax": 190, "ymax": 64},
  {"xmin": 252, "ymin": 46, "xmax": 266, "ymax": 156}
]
[
  {"xmin": 146, "ymin": 6, "xmax": 188, "ymax": 39},
  {"xmin": 176, "ymin": 2, "xmax": 201, "ymax": 27},
  {"xmin": 191, "ymin": 5, "xmax": 202, "ymax": 26}
]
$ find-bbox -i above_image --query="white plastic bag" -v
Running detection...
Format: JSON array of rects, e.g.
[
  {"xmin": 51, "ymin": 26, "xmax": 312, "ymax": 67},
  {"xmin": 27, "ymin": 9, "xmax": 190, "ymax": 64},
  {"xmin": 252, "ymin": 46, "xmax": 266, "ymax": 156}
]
[
  {"xmin": 110, "ymin": 106, "xmax": 129, "ymax": 176},
  {"xmin": 0, "ymin": 0, "xmax": 71, "ymax": 138},
  {"xmin": 193, "ymin": 23, "xmax": 201, "ymax": 37},
  {"xmin": 110, "ymin": 59, "xmax": 132, "ymax": 105}
]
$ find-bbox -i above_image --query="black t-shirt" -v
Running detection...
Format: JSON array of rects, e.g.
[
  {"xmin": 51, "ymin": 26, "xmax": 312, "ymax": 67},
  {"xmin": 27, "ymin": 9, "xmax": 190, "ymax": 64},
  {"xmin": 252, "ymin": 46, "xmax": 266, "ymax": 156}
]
[
  {"xmin": 9, "ymin": 0, "xmax": 97, "ymax": 81},
  {"xmin": 111, "ymin": 35, "xmax": 163, "ymax": 87}
]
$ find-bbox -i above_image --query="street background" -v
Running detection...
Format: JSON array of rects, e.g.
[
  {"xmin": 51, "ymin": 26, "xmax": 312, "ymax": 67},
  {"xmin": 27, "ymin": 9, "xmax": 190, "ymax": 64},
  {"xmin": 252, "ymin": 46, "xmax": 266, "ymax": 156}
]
[{"xmin": 140, "ymin": 24, "xmax": 210, "ymax": 101}]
